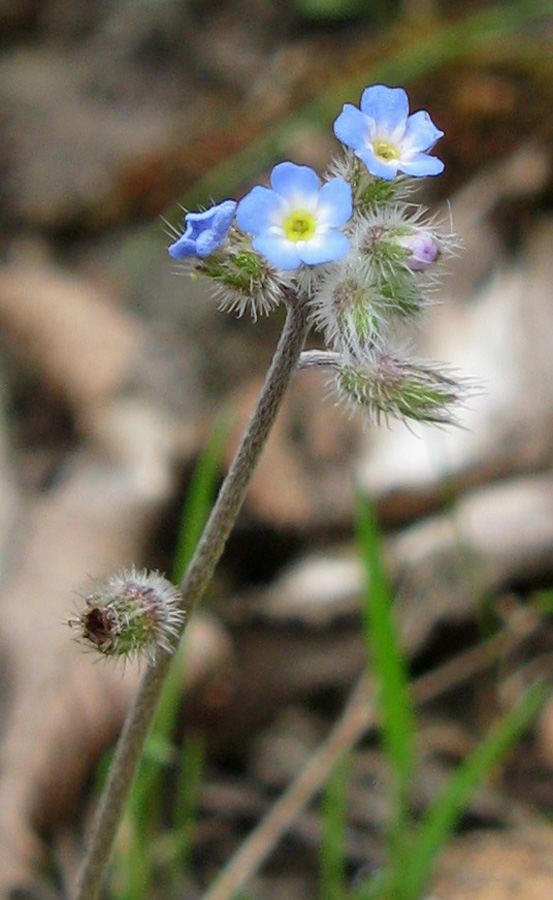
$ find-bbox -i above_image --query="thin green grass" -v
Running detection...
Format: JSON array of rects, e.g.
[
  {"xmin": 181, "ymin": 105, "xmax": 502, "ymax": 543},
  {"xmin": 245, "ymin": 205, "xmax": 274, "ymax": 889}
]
[
  {"xmin": 104, "ymin": 403, "xmax": 546, "ymax": 900},
  {"xmin": 172, "ymin": 411, "xmax": 231, "ymax": 583},
  {"xmin": 356, "ymin": 493, "xmax": 416, "ymax": 870},
  {"xmin": 110, "ymin": 458, "xmax": 545, "ymax": 899},
  {"xmin": 320, "ymin": 754, "xmax": 352, "ymax": 900},
  {"xmin": 399, "ymin": 681, "xmax": 546, "ymax": 900},
  {"xmin": 350, "ymin": 494, "xmax": 546, "ymax": 900}
]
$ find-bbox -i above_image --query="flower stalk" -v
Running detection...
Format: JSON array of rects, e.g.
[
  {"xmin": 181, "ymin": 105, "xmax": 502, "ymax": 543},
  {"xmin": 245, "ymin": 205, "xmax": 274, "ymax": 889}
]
[{"xmin": 73, "ymin": 293, "xmax": 310, "ymax": 900}]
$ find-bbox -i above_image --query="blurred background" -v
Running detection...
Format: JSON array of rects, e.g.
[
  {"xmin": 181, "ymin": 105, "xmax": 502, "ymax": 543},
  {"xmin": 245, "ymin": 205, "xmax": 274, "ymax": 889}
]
[{"xmin": 1, "ymin": 0, "xmax": 553, "ymax": 897}]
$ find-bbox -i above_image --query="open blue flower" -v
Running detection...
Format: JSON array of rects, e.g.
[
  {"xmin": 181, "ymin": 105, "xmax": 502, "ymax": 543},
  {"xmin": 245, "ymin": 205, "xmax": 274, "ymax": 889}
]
[
  {"xmin": 236, "ymin": 162, "xmax": 352, "ymax": 270},
  {"xmin": 168, "ymin": 199, "xmax": 237, "ymax": 259},
  {"xmin": 333, "ymin": 84, "xmax": 444, "ymax": 180}
]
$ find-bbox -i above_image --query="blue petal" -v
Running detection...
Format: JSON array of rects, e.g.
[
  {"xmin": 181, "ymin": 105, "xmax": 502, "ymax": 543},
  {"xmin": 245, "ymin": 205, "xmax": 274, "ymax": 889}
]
[
  {"xmin": 211, "ymin": 199, "xmax": 237, "ymax": 229},
  {"xmin": 185, "ymin": 200, "xmax": 235, "ymax": 234},
  {"xmin": 298, "ymin": 231, "xmax": 350, "ymax": 266},
  {"xmin": 402, "ymin": 110, "xmax": 444, "ymax": 152},
  {"xmin": 270, "ymin": 161, "xmax": 319, "ymax": 201},
  {"xmin": 360, "ymin": 85, "xmax": 409, "ymax": 136},
  {"xmin": 184, "ymin": 213, "xmax": 208, "ymax": 234},
  {"xmin": 317, "ymin": 178, "xmax": 352, "ymax": 227},
  {"xmin": 253, "ymin": 234, "xmax": 302, "ymax": 270},
  {"xmin": 169, "ymin": 200, "xmax": 236, "ymax": 259},
  {"xmin": 194, "ymin": 230, "xmax": 222, "ymax": 257},
  {"xmin": 399, "ymin": 152, "xmax": 445, "ymax": 177},
  {"xmin": 168, "ymin": 235, "xmax": 198, "ymax": 259},
  {"xmin": 357, "ymin": 146, "xmax": 399, "ymax": 180},
  {"xmin": 333, "ymin": 104, "xmax": 370, "ymax": 152},
  {"xmin": 237, "ymin": 186, "xmax": 284, "ymax": 235}
]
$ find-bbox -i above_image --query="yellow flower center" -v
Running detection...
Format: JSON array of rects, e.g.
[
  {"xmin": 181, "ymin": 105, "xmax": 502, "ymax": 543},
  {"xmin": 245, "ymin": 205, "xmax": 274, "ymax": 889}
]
[
  {"xmin": 283, "ymin": 210, "xmax": 316, "ymax": 242},
  {"xmin": 373, "ymin": 140, "xmax": 399, "ymax": 162}
]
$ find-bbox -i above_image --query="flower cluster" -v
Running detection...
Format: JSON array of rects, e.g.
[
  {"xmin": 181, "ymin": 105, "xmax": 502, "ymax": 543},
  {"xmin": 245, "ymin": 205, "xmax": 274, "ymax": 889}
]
[
  {"xmin": 69, "ymin": 568, "xmax": 184, "ymax": 665},
  {"xmin": 168, "ymin": 84, "xmax": 463, "ymax": 425}
]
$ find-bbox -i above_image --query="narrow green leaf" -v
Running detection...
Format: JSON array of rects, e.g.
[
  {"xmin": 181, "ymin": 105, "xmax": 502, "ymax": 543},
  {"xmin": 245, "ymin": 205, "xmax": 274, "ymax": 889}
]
[
  {"xmin": 320, "ymin": 754, "xmax": 351, "ymax": 900},
  {"xmin": 399, "ymin": 682, "xmax": 547, "ymax": 900},
  {"xmin": 173, "ymin": 732, "xmax": 205, "ymax": 849},
  {"xmin": 356, "ymin": 492, "xmax": 416, "ymax": 861},
  {"xmin": 292, "ymin": 0, "xmax": 386, "ymax": 22},
  {"xmin": 172, "ymin": 409, "xmax": 231, "ymax": 583},
  {"xmin": 110, "ymin": 812, "xmax": 154, "ymax": 900},
  {"xmin": 152, "ymin": 733, "xmax": 206, "ymax": 896}
]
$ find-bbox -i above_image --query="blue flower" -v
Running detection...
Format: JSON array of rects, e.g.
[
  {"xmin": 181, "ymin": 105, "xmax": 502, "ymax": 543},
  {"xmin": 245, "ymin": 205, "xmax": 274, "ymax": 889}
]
[
  {"xmin": 236, "ymin": 162, "xmax": 352, "ymax": 270},
  {"xmin": 333, "ymin": 84, "xmax": 444, "ymax": 181},
  {"xmin": 168, "ymin": 199, "xmax": 237, "ymax": 259}
]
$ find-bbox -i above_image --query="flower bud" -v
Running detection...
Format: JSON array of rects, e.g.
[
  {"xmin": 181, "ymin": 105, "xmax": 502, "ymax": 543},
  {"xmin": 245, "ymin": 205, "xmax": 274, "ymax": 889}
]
[
  {"xmin": 311, "ymin": 265, "xmax": 385, "ymax": 357},
  {"xmin": 352, "ymin": 213, "xmax": 429, "ymax": 319},
  {"xmin": 334, "ymin": 352, "xmax": 466, "ymax": 425},
  {"xmin": 400, "ymin": 230, "xmax": 439, "ymax": 270},
  {"xmin": 69, "ymin": 568, "xmax": 184, "ymax": 664},
  {"xmin": 198, "ymin": 229, "xmax": 285, "ymax": 319}
]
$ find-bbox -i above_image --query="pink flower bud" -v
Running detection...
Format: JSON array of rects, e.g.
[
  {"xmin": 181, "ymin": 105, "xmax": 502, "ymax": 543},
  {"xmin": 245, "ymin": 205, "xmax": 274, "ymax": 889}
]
[{"xmin": 403, "ymin": 231, "xmax": 439, "ymax": 270}]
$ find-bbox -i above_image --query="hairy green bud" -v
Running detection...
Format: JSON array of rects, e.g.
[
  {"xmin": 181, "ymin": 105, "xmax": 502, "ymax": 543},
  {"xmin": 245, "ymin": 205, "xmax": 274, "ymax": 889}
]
[
  {"xmin": 335, "ymin": 353, "xmax": 467, "ymax": 426},
  {"xmin": 69, "ymin": 568, "xmax": 184, "ymax": 664}
]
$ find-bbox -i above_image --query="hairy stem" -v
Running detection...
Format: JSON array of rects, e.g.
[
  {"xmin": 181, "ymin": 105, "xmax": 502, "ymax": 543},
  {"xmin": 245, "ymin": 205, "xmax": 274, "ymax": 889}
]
[
  {"xmin": 73, "ymin": 295, "xmax": 310, "ymax": 900},
  {"xmin": 297, "ymin": 349, "xmax": 342, "ymax": 371}
]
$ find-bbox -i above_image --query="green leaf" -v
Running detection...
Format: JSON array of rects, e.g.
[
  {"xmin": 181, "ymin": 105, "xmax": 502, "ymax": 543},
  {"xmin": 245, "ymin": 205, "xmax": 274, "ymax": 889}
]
[
  {"xmin": 356, "ymin": 492, "xmax": 416, "ymax": 866},
  {"xmin": 172, "ymin": 409, "xmax": 231, "ymax": 583},
  {"xmin": 173, "ymin": 732, "xmax": 205, "ymax": 852},
  {"xmin": 292, "ymin": 0, "xmax": 382, "ymax": 22},
  {"xmin": 399, "ymin": 682, "xmax": 547, "ymax": 900},
  {"xmin": 320, "ymin": 754, "xmax": 351, "ymax": 900}
]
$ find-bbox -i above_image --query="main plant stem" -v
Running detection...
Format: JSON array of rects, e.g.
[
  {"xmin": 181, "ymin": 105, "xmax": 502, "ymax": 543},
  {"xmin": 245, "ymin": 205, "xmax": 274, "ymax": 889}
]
[{"xmin": 74, "ymin": 295, "xmax": 309, "ymax": 900}]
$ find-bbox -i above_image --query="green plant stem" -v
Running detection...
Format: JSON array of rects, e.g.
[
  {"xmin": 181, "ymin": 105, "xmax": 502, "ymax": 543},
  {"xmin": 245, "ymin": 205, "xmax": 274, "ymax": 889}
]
[{"xmin": 73, "ymin": 294, "xmax": 310, "ymax": 900}]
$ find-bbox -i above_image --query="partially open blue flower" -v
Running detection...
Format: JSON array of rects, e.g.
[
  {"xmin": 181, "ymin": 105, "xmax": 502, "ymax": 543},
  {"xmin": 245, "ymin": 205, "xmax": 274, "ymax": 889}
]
[
  {"xmin": 333, "ymin": 85, "xmax": 444, "ymax": 181},
  {"xmin": 168, "ymin": 199, "xmax": 237, "ymax": 259},
  {"xmin": 236, "ymin": 162, "xmax": 352, "ymax": 270}
]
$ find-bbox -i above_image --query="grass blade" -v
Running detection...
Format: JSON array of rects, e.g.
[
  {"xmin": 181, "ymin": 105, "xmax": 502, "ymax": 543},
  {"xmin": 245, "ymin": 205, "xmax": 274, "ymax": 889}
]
[
  {"xmin": 399, "ymin": 682, "xmax": 547, "ymax": 900},
  {"xmin": 356, "ymin": 492, "xmax": 416, "ymax": 864},
  {"xmin": 172, "ymin": 410, "xmax": 231, "ymax": 583},
  {"xmin": 320, "ymin": 753, "xmax": 351, "ymax": 900}
]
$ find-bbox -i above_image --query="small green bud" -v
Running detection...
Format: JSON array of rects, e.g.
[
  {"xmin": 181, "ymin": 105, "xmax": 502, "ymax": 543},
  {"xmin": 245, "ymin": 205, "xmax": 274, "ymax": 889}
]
[
  {"xmin": 198, "ymin": 228, "xmax": 285, "ymax": 319},
  {"xmin": 332, "ymin": 273, "xmax": 381, "ymax": 351},
  {"xmin": 354, "ymin": 216, "xmax": 431, "ymax": 318},
  {"xmin": 311, "ymin": 262, "xmax": 389, "ymax": 358},
  {"xmin": 335, "ymin": 353, "xmax": 467, "ymax": 426}
]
